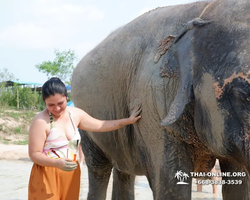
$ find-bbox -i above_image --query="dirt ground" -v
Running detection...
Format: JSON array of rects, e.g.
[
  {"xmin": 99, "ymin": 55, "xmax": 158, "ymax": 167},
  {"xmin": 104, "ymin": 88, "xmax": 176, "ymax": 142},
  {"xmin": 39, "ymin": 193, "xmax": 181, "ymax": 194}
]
[
  {"xmin": 0, "ymin": 143, "xmax": 29, "ymax": 160},
  {"xmin": 0, "ymin": 109, "xmax": 36, "ymax": 144}
]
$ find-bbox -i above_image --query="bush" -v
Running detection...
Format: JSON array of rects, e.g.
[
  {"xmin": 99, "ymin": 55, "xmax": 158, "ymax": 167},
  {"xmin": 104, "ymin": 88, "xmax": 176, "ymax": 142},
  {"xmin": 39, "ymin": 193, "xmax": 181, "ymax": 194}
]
[{"xmin": 0, "ymin": 85, "xmax": 45, "ymax": 111}]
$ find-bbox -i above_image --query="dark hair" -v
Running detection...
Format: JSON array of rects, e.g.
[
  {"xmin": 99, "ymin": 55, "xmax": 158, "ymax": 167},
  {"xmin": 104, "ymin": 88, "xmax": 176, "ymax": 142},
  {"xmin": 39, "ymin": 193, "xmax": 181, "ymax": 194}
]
[{"xmin": 42, "ymin": 77, "xmax": 68, "ymax": 101}]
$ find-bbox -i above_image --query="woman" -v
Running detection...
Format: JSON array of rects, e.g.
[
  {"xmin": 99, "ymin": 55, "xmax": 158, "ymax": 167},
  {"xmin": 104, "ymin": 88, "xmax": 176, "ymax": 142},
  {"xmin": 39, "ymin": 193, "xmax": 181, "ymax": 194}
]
[{"xmin": 28, "ymin": 77, "xmax": 141, "ymax": 200}]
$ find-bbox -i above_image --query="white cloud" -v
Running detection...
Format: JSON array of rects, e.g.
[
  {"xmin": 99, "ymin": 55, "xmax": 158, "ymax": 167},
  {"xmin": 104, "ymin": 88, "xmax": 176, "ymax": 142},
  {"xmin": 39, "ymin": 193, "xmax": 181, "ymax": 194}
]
[
  {"xmin": 0, "ymin": 23, "xmax": 53, "ymax": 49},
  {"xmin": 74, "ymin": 40, "xmax": 101, "ymax": 59},
  {"xmin": 34, "ymin": 4, "xmax": 105, "ymax": 23},
  {"xmin": 0, "ymin": 2, "xmax": 105, "ymax": 50}
]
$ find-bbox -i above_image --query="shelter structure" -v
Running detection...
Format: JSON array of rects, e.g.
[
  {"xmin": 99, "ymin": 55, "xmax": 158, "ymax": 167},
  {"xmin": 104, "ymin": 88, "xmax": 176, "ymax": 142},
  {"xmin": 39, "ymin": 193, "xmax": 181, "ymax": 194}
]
[
  {"xmin": 0, "ymin": 80, "xmax": 43, "ymax": 109},
  {"xmin": 1, "ymin": 80, "xmax": 72, "ymax": 93},
  {"xmin": 1, "ymin": 80, "xmax": 42, "ymax": 92}
]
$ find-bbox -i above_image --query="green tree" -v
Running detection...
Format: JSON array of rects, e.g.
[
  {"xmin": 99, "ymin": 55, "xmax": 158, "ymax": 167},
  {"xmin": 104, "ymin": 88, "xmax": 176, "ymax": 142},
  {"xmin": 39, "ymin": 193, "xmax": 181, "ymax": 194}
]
[
  {"xmin": 0, "ymin": 68, "xmax": 17, "ymax": 108},
  {"xmin": 0, "ymin": 68, "xmax": 16, "ymax": 88},
  {"xmin": 36, "ymin": 49, "xmax": 78, "ymax": 82}
]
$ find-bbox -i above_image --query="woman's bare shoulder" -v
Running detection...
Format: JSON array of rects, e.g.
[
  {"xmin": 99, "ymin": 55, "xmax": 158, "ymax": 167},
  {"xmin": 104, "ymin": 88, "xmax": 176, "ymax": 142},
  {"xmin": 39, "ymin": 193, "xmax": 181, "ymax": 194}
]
[
  {"xmin": 29, "ymin": 109, "xmax": 50, "ymax": 135},
  {"xmin": 32, "ymin": 109, "xmax": 49, "ymax": 124},
  {"xmin": 67, "ymin": 106, "xmax": 85, "ymax": 114}
]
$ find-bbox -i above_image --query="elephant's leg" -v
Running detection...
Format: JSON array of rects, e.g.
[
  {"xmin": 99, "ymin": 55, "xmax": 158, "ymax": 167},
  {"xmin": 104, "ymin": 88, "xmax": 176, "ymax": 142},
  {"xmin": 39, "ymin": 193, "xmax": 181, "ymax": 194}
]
[
  {"xmin": 111, "ymin": 169, "xmax": 135, "ymax": 200},
  {"xmin": 148, "ymin": 139, "xmax": 193, "ymax": 200},
  {"xmin": 87, "ymin": 162, "xmax": 113, "ymax": 200},
  {"xmin": 151, "ymin": 165, "xmax": 192, "ymax": 200},
  {"xmin": 79, "ymin": 131, "xmax": 113, "ymax": 200},
  {"xmin": 219, "ymin": 159, "xmax": 250, "ymax": 200}
]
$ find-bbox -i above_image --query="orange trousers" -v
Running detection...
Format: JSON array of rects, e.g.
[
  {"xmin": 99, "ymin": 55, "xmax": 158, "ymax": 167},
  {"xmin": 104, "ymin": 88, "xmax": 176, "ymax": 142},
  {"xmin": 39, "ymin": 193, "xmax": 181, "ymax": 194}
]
[{"xmin": 28, "ymin": 162, "xmax": 80, "ymax": 200}]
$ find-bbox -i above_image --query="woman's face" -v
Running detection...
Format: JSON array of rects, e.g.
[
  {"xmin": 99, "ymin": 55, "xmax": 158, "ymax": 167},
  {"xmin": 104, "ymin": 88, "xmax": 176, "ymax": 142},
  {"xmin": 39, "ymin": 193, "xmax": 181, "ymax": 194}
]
[{"xmin": 45, "ymin": 93, "xmax": 67, "ymax": 117}]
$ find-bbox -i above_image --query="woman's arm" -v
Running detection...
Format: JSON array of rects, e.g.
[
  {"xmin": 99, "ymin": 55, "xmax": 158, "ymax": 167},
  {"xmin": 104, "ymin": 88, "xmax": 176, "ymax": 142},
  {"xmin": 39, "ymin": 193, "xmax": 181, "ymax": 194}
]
[
  {"xmin": 29, "ymin": 117, "xmax": 58, "ymax": 166},
  {"xmin": 77, "ymin": 104, "xmax": 142, "ymax": 132}
]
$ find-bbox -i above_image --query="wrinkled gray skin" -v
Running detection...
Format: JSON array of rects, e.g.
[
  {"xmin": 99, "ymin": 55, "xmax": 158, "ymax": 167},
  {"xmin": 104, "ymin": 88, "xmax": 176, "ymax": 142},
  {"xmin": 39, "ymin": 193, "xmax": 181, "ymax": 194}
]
[{"xmin": 72, "ymin": 0, "xmax": 250, "ymax": 199}]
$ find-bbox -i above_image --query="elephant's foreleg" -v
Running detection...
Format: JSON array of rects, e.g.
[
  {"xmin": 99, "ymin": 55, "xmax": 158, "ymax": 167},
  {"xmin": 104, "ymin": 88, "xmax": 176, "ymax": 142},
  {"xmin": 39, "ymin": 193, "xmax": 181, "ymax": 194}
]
[
  {"xmin": 111, "ymin": 169, "xmax": 135, "ymax": 200},
  {"xmin": 79, "ymin": 131, "xmax": 113, "ymax": 200},
  {"xmin": 87, "ymin": 163, "xmax": 113, "ymax": 200},
  {"xmin": 219, "ymin": 160, "xmax": 250, "ymax": 200},
  {"xmin": 148, "ymin": 139, "xmax": 193, "ymax": 200},
  {"xmin": 149, "ymin": 165, "xmax": 192, "ymax": 200}
]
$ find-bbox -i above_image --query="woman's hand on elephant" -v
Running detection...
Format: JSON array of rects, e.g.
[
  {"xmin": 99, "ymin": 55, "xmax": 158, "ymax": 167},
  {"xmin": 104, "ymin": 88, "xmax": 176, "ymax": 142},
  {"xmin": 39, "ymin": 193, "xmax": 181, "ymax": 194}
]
[
  {"xmin": 76, "ymin": 103, "xmax": 142, "ymax": 132},
  {"xmin": 129, "ymin": 103, "xmax": 142, "ymax": 124},
  {"xmin": 56, "ymin": 158, "xmax": 78, "ymax": 171}
]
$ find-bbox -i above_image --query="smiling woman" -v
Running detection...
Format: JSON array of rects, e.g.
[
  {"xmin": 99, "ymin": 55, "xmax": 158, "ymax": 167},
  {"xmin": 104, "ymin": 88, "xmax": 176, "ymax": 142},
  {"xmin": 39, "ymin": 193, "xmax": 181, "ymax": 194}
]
[
  {"xmin": 28, "ymin": 77, "xmax": 142, "ymax": 200},
  {"xmin": 28, "ymin": 77, "xmax": 82, "ymax": 199}
]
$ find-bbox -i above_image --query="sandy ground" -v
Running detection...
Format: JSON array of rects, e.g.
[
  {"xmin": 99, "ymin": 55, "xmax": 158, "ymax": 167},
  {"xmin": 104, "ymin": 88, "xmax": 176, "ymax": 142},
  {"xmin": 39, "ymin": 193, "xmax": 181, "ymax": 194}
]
[
  {"xmin": 0, "ymin": 143, "xmax": 222, "ymax": 200},
  {"xmin": 0, "ymin": 143, "xmax": 30, "ymax": 161}
]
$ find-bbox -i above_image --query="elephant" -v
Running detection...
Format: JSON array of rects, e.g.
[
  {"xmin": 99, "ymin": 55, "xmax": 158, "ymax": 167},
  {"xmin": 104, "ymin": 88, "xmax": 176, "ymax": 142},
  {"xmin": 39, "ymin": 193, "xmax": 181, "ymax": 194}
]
[{"xmin": 72, "ymin": 0, "xmax": 250, "ymax": 199}]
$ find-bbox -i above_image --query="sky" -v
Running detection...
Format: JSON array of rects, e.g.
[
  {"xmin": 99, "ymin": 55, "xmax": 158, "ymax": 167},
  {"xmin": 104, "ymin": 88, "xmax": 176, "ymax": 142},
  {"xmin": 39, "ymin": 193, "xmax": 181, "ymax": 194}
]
[{"xmin": 0, "ymin": 0, "xmax": 203, "ymax": 84}]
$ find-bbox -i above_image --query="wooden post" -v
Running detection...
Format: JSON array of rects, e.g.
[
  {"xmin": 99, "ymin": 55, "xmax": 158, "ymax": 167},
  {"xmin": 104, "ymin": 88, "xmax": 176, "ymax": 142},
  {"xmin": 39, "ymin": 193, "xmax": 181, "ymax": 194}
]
[{"xmin": 17, "ymin": 87, "xmax": 19, "ymax": 109}]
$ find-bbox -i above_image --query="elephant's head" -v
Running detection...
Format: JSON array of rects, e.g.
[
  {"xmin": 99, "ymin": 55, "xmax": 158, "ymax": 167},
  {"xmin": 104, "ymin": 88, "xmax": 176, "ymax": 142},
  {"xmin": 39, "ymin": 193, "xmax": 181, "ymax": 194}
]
[{"xmin": 160, "ymin": 0, "xmax": 250, "ymax": 172}]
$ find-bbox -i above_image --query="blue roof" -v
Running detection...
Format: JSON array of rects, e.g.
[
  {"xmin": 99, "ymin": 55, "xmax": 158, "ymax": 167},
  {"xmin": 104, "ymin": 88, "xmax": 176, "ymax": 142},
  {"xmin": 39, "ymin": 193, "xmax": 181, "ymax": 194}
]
[{"xmin": 10, "ymin": 80, "xmax": 42, "ymax": 85}]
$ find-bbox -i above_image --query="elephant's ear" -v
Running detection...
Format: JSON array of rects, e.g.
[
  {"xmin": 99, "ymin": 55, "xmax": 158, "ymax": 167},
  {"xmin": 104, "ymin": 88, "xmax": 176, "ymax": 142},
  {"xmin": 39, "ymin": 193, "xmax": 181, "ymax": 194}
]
[
  {"xmin": 160, "ymin": 18, "xmax": 210, "ymax": 127},
  {"xmin": 160, "ymin": 66, "xmax": 192, "ymax": 126}
]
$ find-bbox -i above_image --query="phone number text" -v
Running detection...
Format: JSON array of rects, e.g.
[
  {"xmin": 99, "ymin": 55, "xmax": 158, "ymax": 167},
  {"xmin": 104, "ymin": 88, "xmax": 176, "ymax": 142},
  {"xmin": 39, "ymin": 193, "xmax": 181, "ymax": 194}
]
[{"xmin": 194, "ymin": 179, "xmax": 243, "ymax": 185}]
